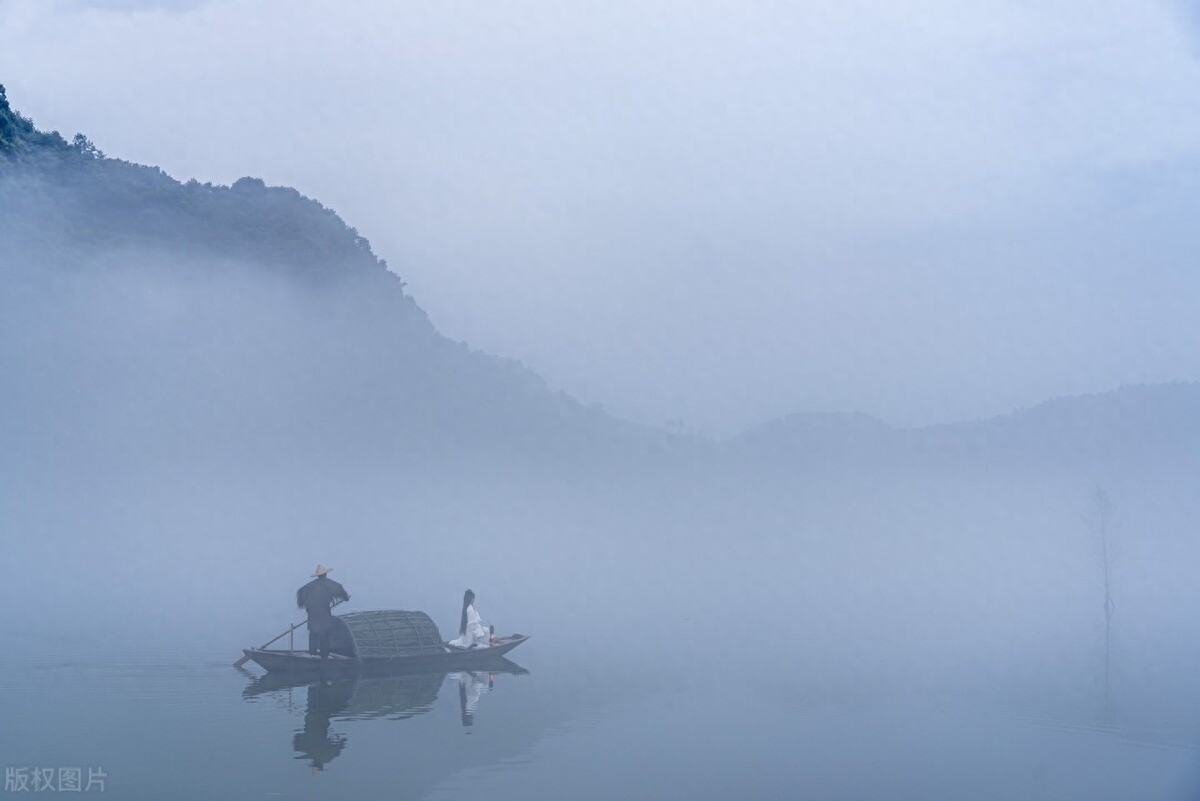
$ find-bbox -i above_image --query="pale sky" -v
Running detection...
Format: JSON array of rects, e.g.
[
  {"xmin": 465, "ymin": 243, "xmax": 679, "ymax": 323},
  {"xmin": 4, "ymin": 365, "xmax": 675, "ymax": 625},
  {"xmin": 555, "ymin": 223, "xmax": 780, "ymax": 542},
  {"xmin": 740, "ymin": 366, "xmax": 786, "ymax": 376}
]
[{"xmin": 3, "ymin": 0, "xmax": 1200, "ymax": 435}]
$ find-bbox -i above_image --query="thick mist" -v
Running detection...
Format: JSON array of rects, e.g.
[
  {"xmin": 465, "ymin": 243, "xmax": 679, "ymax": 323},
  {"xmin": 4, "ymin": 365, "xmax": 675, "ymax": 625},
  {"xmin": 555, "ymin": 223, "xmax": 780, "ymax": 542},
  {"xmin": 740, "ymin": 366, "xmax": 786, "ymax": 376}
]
[
  {"xmin": 4, "ymin": 241, "xmax": 1199, "ymax": 723},
  {"xmin": 3, "ymin": 190, "xmax": 1200, "ymax": 797}
]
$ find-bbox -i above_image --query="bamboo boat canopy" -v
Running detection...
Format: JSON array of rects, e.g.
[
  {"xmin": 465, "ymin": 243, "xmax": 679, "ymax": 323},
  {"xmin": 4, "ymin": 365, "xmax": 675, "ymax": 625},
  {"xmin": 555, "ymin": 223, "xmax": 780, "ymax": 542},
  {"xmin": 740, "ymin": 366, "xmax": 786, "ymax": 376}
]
[{"xmin": 328, "ymin": 610, "xmax": 446, "ymax": 659}]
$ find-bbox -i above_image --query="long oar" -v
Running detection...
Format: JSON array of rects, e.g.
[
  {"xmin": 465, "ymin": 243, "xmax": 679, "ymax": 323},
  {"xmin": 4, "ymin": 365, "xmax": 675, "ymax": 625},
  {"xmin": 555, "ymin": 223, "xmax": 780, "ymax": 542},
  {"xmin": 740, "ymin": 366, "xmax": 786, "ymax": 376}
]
[{"xmin": 233, "ymin": 599, "xmax": 346, "ymax": 668}]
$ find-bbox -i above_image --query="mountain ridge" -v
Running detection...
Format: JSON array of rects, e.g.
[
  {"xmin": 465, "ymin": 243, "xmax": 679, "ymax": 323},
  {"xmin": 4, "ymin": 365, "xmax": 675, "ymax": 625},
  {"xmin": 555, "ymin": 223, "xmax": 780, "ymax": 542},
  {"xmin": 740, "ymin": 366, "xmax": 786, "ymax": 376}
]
[
  {"xmin": 0, "ymin": 83, "xmax": 670, "ymax": 474},
  {"xmin": 2, "ymin": 83, "xmax": 1194, "ymax": 478},
  {"xmin": 731, "ymin": 381, "xmax": 1200, "ymax": 472}
]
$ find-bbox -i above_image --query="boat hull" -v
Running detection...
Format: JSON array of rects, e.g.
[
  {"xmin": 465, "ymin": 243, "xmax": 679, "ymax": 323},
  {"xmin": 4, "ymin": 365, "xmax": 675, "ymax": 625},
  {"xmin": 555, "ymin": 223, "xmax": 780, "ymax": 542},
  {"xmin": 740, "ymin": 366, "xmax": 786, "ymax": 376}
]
[{"xmin": 243, "ymin": 635, "xmax": 530, "ymax": 675}]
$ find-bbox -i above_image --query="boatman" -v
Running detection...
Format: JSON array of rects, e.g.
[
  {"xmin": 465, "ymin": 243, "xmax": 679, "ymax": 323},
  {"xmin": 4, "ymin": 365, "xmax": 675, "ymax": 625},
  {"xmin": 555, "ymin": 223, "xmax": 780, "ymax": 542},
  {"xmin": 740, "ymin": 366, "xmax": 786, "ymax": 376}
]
[{"xmin": 296, "ymin": 565, "xmax": 350, "ymax": 659}]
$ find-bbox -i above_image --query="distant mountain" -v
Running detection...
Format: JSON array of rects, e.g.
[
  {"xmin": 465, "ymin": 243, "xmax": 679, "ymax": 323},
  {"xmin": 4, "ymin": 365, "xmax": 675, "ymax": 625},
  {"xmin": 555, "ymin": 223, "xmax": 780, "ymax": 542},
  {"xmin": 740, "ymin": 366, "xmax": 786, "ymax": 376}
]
[
  {"xmin": 0, "ymin": 84, "xmax": 661, "ymax": 475},
  {"xmin": 730, "ymin": 382, "xmax": 1200, "ymax": 473}
]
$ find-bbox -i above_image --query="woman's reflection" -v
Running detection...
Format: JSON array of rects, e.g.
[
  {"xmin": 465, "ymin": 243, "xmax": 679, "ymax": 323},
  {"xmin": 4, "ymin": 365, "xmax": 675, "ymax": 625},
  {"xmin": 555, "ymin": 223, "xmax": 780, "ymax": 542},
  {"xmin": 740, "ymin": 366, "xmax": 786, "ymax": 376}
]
[{"xmin": 453, "ymin": 671, "xmax": 493, "ymax": 727}]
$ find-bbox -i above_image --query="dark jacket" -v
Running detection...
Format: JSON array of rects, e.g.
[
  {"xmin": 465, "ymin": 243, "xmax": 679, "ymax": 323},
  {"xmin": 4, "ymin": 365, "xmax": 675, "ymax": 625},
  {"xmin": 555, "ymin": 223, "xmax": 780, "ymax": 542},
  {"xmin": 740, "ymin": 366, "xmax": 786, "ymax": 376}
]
[{"xmin": 296, "ymin": 576, "xmax": 350, "ymax": 633}]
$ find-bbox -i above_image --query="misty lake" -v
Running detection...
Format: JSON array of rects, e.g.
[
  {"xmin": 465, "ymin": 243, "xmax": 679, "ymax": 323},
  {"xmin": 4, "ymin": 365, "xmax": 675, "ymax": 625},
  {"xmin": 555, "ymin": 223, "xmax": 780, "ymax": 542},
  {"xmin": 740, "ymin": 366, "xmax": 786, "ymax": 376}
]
[
  {"xmin": 5, "ymin": 630, "xmax": 1200, "ymax": 800},
  {"xmin": 5, "ymin": 469, "xmax": 1200, "ymax": 800}
]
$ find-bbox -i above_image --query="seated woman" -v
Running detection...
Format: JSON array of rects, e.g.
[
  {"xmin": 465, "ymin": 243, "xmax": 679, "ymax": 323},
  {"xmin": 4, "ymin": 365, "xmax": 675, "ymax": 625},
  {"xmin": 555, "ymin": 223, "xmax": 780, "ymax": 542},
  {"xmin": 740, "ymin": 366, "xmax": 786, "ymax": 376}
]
[{"xmin": 448, "ymin": 589, "xmax": 492, "ymax": 649}]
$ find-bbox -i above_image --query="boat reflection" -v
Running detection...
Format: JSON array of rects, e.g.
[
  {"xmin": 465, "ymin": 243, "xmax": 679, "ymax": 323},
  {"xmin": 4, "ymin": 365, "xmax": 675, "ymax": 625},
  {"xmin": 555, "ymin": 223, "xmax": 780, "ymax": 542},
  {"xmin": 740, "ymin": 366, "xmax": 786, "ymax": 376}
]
[{"xmin": 241, "ymin": 659, "xmax": 529, "ymax": 772}]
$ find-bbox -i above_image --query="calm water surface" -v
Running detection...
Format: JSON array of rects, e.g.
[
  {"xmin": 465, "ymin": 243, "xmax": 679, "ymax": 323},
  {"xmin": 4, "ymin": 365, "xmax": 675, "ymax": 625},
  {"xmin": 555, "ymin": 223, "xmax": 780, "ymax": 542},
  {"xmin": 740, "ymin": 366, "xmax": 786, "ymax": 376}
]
[{"xmin": 4, "ymin": 645, "xmax": 1199, "ymax": 800}]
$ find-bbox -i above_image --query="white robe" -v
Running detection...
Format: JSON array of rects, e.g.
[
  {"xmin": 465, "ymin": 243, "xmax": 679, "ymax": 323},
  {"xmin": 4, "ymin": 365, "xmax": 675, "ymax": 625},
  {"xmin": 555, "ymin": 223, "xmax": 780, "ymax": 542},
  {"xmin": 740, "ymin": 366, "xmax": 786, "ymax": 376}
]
[{"xmin": 449, "ymin": 604, "xmax": 490, "ymax": 648}]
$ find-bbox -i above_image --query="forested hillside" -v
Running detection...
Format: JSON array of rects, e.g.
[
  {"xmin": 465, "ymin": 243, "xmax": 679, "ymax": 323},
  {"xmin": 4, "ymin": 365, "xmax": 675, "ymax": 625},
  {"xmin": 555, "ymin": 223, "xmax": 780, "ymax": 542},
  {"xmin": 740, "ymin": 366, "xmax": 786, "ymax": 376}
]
[{"xmin": 0, "ymin": 84, "xmax": 658, "ymax": 476}]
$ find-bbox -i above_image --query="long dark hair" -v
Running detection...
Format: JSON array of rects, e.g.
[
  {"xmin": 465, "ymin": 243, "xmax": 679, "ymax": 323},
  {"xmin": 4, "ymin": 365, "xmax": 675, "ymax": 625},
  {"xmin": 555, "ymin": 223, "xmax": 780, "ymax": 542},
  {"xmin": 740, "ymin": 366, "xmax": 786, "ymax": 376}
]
[{"xmin": 459, "ymin": 589, "xmax": 476, "ymax": 636}]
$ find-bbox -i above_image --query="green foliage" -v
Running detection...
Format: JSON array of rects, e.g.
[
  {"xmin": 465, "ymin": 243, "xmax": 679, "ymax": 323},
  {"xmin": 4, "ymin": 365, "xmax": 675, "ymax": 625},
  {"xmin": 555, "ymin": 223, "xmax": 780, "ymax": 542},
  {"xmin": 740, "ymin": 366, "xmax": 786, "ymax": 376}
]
[
  {"xmin": 71, "ymin": 133, "xmax": 104, "ymax": 160},
  {"xmin": 0, "ymin": 83, "xmax": 395, "ymax": 283},
  {"xmin": 0, "ymin": 83, "xmax": 72, "ymax": 157}
]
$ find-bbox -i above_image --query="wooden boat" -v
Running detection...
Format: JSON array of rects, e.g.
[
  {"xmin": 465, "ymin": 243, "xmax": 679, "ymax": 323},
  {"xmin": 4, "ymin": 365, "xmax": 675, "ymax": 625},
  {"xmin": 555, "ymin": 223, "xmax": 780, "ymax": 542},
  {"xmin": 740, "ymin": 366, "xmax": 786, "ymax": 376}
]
[{"xmin": 241, "ymin": 609, "xmax": 529, "ymax": 675}]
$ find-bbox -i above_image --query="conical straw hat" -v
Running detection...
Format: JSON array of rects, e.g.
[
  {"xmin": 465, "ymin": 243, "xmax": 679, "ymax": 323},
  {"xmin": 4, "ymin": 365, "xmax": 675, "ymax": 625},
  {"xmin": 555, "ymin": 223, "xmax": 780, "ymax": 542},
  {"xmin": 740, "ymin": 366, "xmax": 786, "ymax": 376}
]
[{"xmin": 312, "ymin": 564, "xmax": 332, "ymax": 577}]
